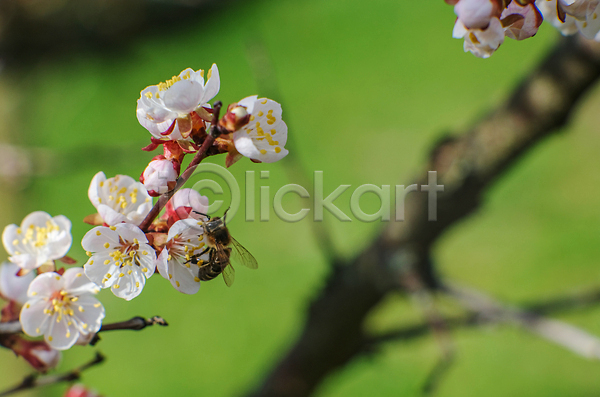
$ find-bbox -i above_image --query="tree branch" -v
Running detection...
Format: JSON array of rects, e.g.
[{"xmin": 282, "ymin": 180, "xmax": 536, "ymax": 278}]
[
  {"xmin": 246, "ymin": 35, "xmax": 600, "ymax": 397},
  {"xmin": 0, "ymin": 352, "xmax": 104, "ymax": 397}
]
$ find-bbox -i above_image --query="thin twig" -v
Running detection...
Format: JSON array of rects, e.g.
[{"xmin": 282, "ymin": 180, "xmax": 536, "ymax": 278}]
[
  {"xmin": 89, "ymin": 316, "xmax": 168, "ymax": 346},
  {"xmin": 138, "ymin": 103, "xmax": 222, "ymax": 232},
  {"xmin": 0, "ymin": 352, "xmax": 105, "ymax": 397},
  {"xmin": 0, "ymin": 322, "xmax": 22, "ymax": 335}
]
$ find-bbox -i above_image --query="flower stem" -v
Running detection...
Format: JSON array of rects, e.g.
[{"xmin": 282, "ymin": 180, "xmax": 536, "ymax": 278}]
[{"xmin": 138, "ymin": 102, "xmax": 223, "ymax": 232}]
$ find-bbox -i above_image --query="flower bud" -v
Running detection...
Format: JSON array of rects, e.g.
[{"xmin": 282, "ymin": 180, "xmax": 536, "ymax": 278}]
[
  {"xmin": 219, "ymin": 103, "xmax": 251, "ymax": 132},
  {"xmin": 164, "ymin": 188, "xmax": 209, "ymax": 226},
  {"xmin": 140, "ymin": 155, "xmax": 180, "ymax": 197},
  {"xmin": 64, "ymin": 384, "xmax": 100, "ymax": 397},
  {"xmin": 455, "ymin": 0, "xmax": 501, "ymax": 29}
]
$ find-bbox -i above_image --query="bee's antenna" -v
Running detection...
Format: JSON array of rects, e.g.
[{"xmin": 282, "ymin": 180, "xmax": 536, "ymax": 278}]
[
  {"xmin": 193, "ymin": 210, "xmax": 210, "ymax": 220},
  {"xmin": 223, "ymin": 208, "xmax": 230, "ymax": 224}
]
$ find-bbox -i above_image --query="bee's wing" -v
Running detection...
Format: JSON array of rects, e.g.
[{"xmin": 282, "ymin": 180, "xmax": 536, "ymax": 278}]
[
  {"xmin": 222, "ymin": 263, "xmax": 235, "ymax": 287},
  {"xmin": 229, "ymin": 237, "xmax": 258, "ymax": 269}
]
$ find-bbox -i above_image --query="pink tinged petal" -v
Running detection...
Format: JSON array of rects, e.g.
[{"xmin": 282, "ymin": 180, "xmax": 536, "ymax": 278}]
[
  {"xmin": 0, "ymin": 262, "xmax": 35, "ymax": 304},
  {"xmin": 199, "ymin": 64, "xmax": 220, "ymax": 105},
  {"xmin": 455, "ymin": 0, "xmax": 496, "ymax": 29},
  {"xmin": 162, "ymin": 80, "xmax": 203, "ymax": 114},
  {"xmin": 502, "ymin": 2, "xmax": 543, "ymax": 40},
  {"xmin": 45, "ymin": 315, "xmax": 79, "ymax": 350},
  {"xmin": 20, "ymin": 298, "xmax": 51, "ymax": 336},
  {"xmin": 171, "ymin": 189, "xmax": 209, "ymax": 219}
]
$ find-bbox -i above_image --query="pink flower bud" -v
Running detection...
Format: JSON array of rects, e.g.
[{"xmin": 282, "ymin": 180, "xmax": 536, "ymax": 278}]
[
  {"xmin": 140, "ymin": 155, "xmax": 180, "ymax": 197},
  {"xmin": 455, "ymin": 0, "xmax": 501, "ymax": 29},
  {"xmin": 64, "ymin": 384, "xmax": 100, "ymax": 397},
  {"xmin": 165, "ymin": 189, "xmax": 209, "ymax": 226}
]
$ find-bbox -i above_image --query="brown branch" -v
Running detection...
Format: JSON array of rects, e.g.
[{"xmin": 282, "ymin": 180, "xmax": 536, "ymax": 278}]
[
  {"xmin": 0, "ymin": 352, "xmax": 104, "ymax": 397},
  {"xmin": 138, "ymin": 102, "xmax": 222, "ymax": 232},
  {"xmin": 0, "ymin": 316, "xmax": 168, "ymax": 340},
  {"xmin": 246, "ymin": 35, "xmax": 600, "ymax": 397}
]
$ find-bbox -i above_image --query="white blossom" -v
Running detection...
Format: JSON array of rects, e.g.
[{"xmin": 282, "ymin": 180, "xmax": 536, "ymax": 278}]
[
  {"xmin": 0, "ymin": 261, "xmax": 35, "ymax": 304},
  {"xmin": 88, "ymin": 172, "xmax": 152, "ymax": 226},
  {"xmin": 136, "ymin": 64, "xmax": 220, "ymax": 140},
  {"xmin": 536, "ymin": 0, "xmax": 600, "ymax": 38},
  {"xmin": 157, "ymin": 219, "xmax": 209, "ymax": 294},
  {"xmin": 82, "ymin": 223, "xmax": 156, "ymax": 300},
  {"xmin": 232, "ymin": 96, "xmax": 289, "ymax": 163},
  {"xmin": 19, "ymin": 268, "xmax": 104, "ymax": 350},
  {"xmin": 2, "ymin": 212, "xmax": 72, "ymax": 271}
]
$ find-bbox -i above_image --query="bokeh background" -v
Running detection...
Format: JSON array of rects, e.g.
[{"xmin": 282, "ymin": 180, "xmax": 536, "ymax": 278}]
[{"xmin": 2, "ymin": 0, "xmax": 600, "ymax": 396}]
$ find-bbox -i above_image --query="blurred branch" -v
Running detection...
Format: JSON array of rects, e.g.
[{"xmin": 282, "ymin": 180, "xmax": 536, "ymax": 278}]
[
  {"xmin": 246, "ymin": 35, "xmax": 600, "ymax": 397},
  {"xmin": 0, "ymin": 352, "xmax": 104, "ymax": 397},
  {"xmin": 245, "ymin": 37, "xmax": 341, "ymax": 265},
  {"xmin": 367, "ymin": 285, "xmax": 600, "ymax": 348},
  {"xmin": 0, "ymin": 0, "xmax": 238, "ymax": 63},
  {"xmin": 446, "ymin": 284, "xmax": 600, "ymax": 359}
]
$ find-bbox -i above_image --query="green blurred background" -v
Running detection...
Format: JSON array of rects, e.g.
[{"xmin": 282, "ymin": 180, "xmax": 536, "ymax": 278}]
[{"xmin": 2, "ymin": 0, "xmax": 600, "ymax": 396}]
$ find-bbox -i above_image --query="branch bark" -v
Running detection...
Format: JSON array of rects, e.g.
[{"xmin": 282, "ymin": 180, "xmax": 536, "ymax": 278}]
[{"xmin": 246, "ymin": 36, "xmax": 600, "ymax": 397}]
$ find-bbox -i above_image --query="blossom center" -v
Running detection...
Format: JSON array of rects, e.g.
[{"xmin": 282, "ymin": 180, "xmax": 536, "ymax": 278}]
[{"xmin": 20, "ymin": 221, "xmax": 59, "ymax": 248}]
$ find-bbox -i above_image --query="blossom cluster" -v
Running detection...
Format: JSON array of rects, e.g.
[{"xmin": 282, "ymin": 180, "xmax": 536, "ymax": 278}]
[
  {"xmin": 0, "ymin": 63, "xmax": 286, "ymax": 379},
  {"xmin": 447, "ymin": 0, "xmax": 600, "ymax": 58},
  {"xmin": 137, "ymin": 64, "xmax": 288, "ymax": 196}
]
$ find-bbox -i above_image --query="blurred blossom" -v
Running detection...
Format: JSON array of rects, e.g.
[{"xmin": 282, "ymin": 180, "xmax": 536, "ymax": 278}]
[
  {"xmin": 88, "ymin": 172, "xmax": 152, "ymax": 226},
  {"xmin": 64, "ymin": 384, "xmax": 101, "ymax": 397},
  {"xmin": 2, "ymin": 211, "xmax": 72, "ymax": 271},
  {"xmin": 0, "ymin": 261, "xmax": 35, "ymax": 304},
  {"xmin": 9, "ymin": 336, "xmax": 61, "ymax": 372},
  {"xmin": 453, "ymin": 16, "xmax": 505, "ymax": 58},
  {"xmin": 20, "ymin": 268, "xmax": 104, "ymax": 350},
  {"xmin": 82, "ymin": 223, "xmax": 156, "ymax": 301}
]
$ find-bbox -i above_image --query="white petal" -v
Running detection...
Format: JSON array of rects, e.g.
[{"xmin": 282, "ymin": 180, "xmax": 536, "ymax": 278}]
[
  {"xmin": 63, "ymin": 267, "xmax": 99, "ymax": 295},
  {"xmin": 114, "ymin": 223, "xmax": 148, "ymax": 244},
  {"xmin": 28, "ymin": 272, "xmax": 63, "ymax": 298},
  {"xmin": 71, "ymin": 295, "xmax": 104, "ymax": 333},
  {"xmin": 81, "ymin": 226, "xmax": 120, "ymax": 252},
  {"xmin": 199, "ymin": 64, "xmax": 220, "ymax": 105},
  {"xmin": 46, "ymin": 315, "xmax": 79, "ymax": 350},
  {"xmin": 163, "ymin": 80, "xmax": 203, "ymax": 114}
]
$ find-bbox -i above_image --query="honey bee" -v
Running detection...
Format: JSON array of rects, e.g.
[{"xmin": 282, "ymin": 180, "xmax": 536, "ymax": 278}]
[{"xmin": 187, "ymin": 211, "xmax": 257, "ymax": 287}]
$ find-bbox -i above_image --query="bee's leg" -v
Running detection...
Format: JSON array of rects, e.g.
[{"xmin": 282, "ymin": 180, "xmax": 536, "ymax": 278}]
[{"xmin": 186, "ymin": 247, "xmax": 212, "ymax": 264}]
